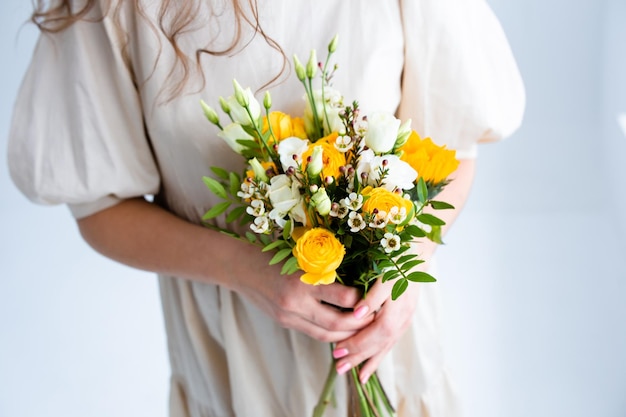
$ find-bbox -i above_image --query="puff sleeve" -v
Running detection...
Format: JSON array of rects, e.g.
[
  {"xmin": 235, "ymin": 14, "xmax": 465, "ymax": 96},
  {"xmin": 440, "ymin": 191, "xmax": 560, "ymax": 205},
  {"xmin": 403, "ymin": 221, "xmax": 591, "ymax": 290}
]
[
  {"xmin": 7, "ymin": 7, "xmax": 159, "ymax": 218},
  {"xmin": 398, "ymin": 0, "xmax": 526, "ymax": 159}
]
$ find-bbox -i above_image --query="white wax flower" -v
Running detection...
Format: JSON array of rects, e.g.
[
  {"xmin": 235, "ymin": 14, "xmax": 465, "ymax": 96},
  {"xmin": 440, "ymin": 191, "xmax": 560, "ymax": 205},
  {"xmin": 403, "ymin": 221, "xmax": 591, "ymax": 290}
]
[
  {"xmin": 250, "ymin": 216, "xmax": 270, "ymax": 234},
  {"xmin": 218, "ymin": 123, "xmax": 253, "ymax": 154},
  {"xmin": 277, "ymin": 137, "xmax": 309, "ymax": 171},
  {"xmin": 347, "ymin": 211, "xmax": 366, "ymax": 233},
  {"xmin": 380, "ymin": 233, "xmax": 401, "ymax": 253},
  {"xmin": 363, "ymin": 111, "xmax": 401, "ymax": 154},
  {"xmin": 356, "ymin": 149, "xmax": 417, "ymax": 191}
]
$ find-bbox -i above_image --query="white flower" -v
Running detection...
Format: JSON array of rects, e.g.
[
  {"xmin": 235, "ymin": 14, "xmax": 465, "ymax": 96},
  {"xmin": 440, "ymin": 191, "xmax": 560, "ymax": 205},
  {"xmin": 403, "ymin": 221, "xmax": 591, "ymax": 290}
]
[
  {"xmin": 334, "ymin": 135, "xmax": 354, "ymax": 152},
  {"xmin": 380, "ymin": 232, "xmax": 402, "ymax": 253},
  {"xmin": 277, "ymin": 137, "xmax": 309, "ymax": 172},
  {"xmin": 249, "ymin": 157, "xmax": 269, "ymax": 182},
  {"xmin": 237, "ymin": 182, "xmax": 256, "ymax": 199},
  {"xmin": 363, "ymin": 111, "xmax": 401, "ymax": 154},
  {"xmin": 388, "ymin": 206, "xmax": 408, "ymax": 225},
  {"xmin": 250, "ymin": 216, "xmax": 270, "ymax": 234},
  {"xmin": 347, "ymin": 211, "xmax": 366, "ymax": 233},
  {"xmin": 217, "ymin": 123, "xmax": 254, "ymax": 154},
  {"xmin": 268, "ymin": 174, "xmax": 307, "ymax": 226},
  {"xmin": 356, "ymin": 149, "xmax": 417, "ymax": 191},
  {"xmin": 342, "ymin": 192, "xmax": 363, "ymax": 211},
  {"xmin": 225, "ymin": 88, "xmax": 261, "ymax": 126},
  {"xmin": 304, "ymin": 87, "xmax": 345, "ymax": 135},
  {"xmin": 307, "ymin": 145, "xmax": 324, "ymax": 177},
  {"xmin": 369, "ymin": 210, "xmax": 388, "ymax": 229},
  {"xmin": 330, "ymin": 202, "xmax": 349, "ymax": 219},
  {"xmin": 246, "ymin": 199, "xmax": 265, "ymax": 217}
]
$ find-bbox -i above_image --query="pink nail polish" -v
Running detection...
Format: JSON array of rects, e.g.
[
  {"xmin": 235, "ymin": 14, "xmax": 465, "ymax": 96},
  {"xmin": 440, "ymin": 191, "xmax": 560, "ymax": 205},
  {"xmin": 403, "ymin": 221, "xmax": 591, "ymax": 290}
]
[
  {"xmin": 333, "ymin": 348, "xmax": 349, "ymax": 359},
  {"xmin": 354, "ymin": 305, "xmax": 369, "ymax": 319},
  {"xmin": 336, "ymin": 362, "xmax": 351, "ymax": 375}
]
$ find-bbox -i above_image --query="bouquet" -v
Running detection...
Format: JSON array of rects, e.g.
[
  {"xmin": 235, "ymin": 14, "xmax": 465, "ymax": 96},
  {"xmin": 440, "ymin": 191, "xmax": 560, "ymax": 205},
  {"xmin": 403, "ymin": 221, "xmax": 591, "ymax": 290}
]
[{"xmin": 200, "ymin": 35, "xmax": 459, "ymax": 417}]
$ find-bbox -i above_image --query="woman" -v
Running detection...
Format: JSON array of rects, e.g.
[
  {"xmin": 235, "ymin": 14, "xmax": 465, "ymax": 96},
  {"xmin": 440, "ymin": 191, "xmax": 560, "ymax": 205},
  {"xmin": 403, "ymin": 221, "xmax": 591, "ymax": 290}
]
[{"xmin": 8, "ymin": 0, "xmax": 525, "ymax": 416}]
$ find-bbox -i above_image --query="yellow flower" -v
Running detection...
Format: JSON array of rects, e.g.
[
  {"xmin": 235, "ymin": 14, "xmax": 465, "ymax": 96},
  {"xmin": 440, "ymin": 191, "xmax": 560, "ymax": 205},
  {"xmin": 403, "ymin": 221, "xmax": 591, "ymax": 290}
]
[
  {"xmin": 361, "ymin": 186, "xmax": 414, "ymax": 217},
  {"xmin": 293, "ymin": 228, "xmax": 345, "ymax": 285},
  {"xmin": 302, "ymin": 132, "xmax": 347, "ymax": 179},
  {"xmin": 399, "ymin": 131, "xmax": 459, "ymax": 184},
  {"xmin": 263, "ymin": 111, "xmax": 307, "ymax": 143}
]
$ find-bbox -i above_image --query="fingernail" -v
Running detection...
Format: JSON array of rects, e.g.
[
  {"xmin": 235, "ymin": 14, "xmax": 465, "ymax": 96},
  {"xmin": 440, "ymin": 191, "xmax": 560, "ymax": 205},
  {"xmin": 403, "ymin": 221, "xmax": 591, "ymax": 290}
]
[
  {"xmin": 360, "ymin": 373, "xmax": 370, "ymax": 384},
  {"xmin": 336, "ymin": 362, "xmax": 351, "ymax": 375},
  {"xmin": 333, "ymin": 348, "xmax": 349, "ymax": 359},
  {"xmin": 354, "ymin": 305, "xmax": 369, "ymax": 319}
]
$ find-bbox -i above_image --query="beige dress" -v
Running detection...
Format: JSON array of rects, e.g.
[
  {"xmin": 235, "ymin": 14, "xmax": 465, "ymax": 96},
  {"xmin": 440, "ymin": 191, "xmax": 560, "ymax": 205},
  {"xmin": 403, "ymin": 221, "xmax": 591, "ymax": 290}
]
[{"xmin": 8, "ymin": 0, "xmax": 525, "ymax": 416}]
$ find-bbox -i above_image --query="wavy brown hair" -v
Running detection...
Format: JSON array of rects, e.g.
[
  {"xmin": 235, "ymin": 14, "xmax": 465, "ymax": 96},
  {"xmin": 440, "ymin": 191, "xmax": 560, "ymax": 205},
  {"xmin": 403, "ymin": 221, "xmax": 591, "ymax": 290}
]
[{"xmin": 31, "ymin": 0, "xmax": 288, "ymax": 99}]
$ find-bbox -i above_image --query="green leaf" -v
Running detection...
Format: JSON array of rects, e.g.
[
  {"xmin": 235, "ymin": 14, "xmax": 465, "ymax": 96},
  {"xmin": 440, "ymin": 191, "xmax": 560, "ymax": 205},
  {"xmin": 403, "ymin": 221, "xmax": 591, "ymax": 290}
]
[
  {"xmin": 210, "ymin": 166, "xmax": 230, "ymax": 180},
  {"xmin": 203, "ymin": 176, "xmax": 228, "ymax": 199},
  {"xmin": 269, "ymin": 248, "xmax": 293, "ymax": 265},
  {"xmin": 430, "ymin": 200, "xmax": 455, "ymax": 210},
  {"xmin": 202, "ymin": 201, "xmax": 231, "ymax": 220},
  {"xmin": 343, "ymin": 234, "xmax": 353, "ymax": 249},
  {"xmin": 427, "ymin": 225, "xmax": 444, "ymax": 245},
  {"xmin": 405, "ymin": 225, "xmax": 426, "ymax": 238},
  {"xmin": 391, "ymin": 278, "xmax": 409, "ymax": 300},
  {"xmin": 382, "ymin": 269, "xmax": 400, "ymax": 282},
  {"xmin": 262, "ymin": 240, "xmax": 288, "ymax": 252},
  {"xmin": 237, "ymin": 139, "xmax": 261, "ymax": 150},
  {"xmin": 259, "ymin": 234, "xmax": 272, "ymax": 246},
  {"xmin": 245, "ymin": 232, "xmax": 257, "ymax": 243},
  {"xmin": 402, "ymin": 260, "xmax": 425, "ymax": 271},
  {"xmin": 396, "ymin": 254, "xmax": 417, "ymax": 264},
  {"xmin": 417, "ymin": 213, "xmax": 446, "ymax": 226},
  {"xmin": 229, "ymin": 172, "xmax": 241, "ymax": 197},
  {"xmin": 406, "ymin": 271, "xmax": 437, "ymax": 282},
  {"xmin": 281, "ymin": 256, "xmax": 299, "ymax": 275},
  {"xmin": 282, "ymin": 219, "xmax": 293, "ymax": 242},
  {"xmin": 417, "ymin": 177, "xmax": 428, "ymax": 204},
  {"xmin": 226, "ymin": 206, "xmax": 247, "ymax": 223}
]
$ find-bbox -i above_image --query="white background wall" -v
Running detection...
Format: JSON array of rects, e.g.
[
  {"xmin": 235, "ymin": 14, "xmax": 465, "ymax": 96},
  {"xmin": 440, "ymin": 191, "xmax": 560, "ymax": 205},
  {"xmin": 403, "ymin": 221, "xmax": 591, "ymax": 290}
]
[{"xmin": 1, "ymin": 1, "xmax": 625, "ymax": 417}]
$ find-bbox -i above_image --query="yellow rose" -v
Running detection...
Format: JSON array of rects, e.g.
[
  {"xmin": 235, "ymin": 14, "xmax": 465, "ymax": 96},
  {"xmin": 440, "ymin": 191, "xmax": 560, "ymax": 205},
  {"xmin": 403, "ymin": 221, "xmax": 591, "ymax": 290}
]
[
  {"xmin": 399, "ymin": 131, "xmax": 459, "ymax": 184},
  {"xmin": 263, "ymin": 111, "xmax": 308, "ymax": 143},
  {"xmin": 301, "ymin": 132, "xmax": 347, "ymax": 180},
  {"xmin": 361, "ymin": 186, "xmax": 414, "ymax": 217},
  {"xmin": 293, "ymin": 228, "xmax": 345, "ymax": 285}
]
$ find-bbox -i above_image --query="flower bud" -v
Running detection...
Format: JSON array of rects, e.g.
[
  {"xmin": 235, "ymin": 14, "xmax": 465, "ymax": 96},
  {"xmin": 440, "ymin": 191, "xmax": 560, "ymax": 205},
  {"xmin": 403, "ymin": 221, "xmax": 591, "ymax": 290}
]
[
  {"xmin": 233, "ymin": 79, "xmax": 248, "ymax": 107},
  {"xmin": 200, "ymin": 100, "xmax": 220, "ymax": 125},
  {"xmin": 293, "ymin": 55, "xmax": 306, "ymax": 81},
  {"xmin": 306, "ymin": 145, "xmax": 324, "ymax": 177},
  {"xmin": 306, "ymin": 49, "xmax": 318, "ymax": 79},
  {"xmin": 395, "ymin": 119, "xmax": 413, "ymax": 148},
  {"xmin": 311, "ymin": 188, "xmax": 332, "ymax": 216},
  {"xmin": 309, "ymin": 184, "xmax": 319, "ymax": 193},
  {"xmin": 263, "ymin": 91, "xmax": 272, "ymax": 110},
  {"xmin": 328, "ymin": 34, "xmax": 339, "ymax": 53},
  {"xmin": 249, "ymin": 157, "xmax": 269, "ymax": 182},
  {"xmin": 219, "ymin": 96, "xmax": 231, "ymax": 114}
]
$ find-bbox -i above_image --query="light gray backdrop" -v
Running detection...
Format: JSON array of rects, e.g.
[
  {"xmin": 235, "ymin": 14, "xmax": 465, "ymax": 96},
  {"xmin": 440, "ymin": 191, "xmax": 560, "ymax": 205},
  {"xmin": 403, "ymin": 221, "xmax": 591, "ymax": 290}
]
[{"xmin": 1, "ymin": 1, "xmax": 625, "ymax": 416}]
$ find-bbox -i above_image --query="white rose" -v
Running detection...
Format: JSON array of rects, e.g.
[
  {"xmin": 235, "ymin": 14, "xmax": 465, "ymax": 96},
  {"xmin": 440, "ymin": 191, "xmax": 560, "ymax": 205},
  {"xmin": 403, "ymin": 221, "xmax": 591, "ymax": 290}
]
[
  {"xmin": 363, "ymin": 111, "xmax": 401, "ymax": 154},
  {"xmin": 277, "ymin": 137, "xmax": 310, "ymax": 172},
  {"xmin": 225, "ymin": 88, "xmax": 261, "ymax": 126},
  {"xmin": 217, "ymin": 123, "xmax": 253, "ymax": 154},
  {"xmin": 356, "ymin": 149, "xmax": 417, "ymax": 191},
  {"xmin": 311, "ymin": 188, "xmax": 332, "ymax": 216},
  {"xmin": 268, "ymin": 175, "xmax": 307, "ymax": 226}
]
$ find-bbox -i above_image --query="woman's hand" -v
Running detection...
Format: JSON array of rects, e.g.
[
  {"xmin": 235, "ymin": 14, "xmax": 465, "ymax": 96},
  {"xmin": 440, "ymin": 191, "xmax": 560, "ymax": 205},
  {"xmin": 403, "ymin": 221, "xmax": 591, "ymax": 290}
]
[
  {"xmin": 330, "ymin": 276, "xmax": 421, "ymax": 383},
  {"xmin": 229, "ymin": 257, "xmax": 375, "ymax": 343}
]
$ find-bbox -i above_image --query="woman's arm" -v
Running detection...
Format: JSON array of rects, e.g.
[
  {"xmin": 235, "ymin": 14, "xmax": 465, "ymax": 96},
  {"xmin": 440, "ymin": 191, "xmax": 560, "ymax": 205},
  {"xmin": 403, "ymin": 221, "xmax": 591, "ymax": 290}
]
[
  {"xmin": 77, "ymin": 198, "xmax": 372, "ymax": 341},
  {"xmin": 332, "ymin": 158, "xmax": 476, "ymax": 382}
]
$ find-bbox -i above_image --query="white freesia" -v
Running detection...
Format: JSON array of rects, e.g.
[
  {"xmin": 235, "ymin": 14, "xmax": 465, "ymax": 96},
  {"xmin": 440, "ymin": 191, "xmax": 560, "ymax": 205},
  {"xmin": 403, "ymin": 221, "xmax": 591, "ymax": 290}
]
[
  {"xmin": 356, "ymin": 149, "xmax": 417, "ymax": 191},
  {"xmin": 363, "ymin": 111, "xmax": 401, "ymax": 154},
  {"xmin": 218, "ymin": 123, "xmax": 253, "ymax": 154},
  {"xmin": 304, "ymin": 87, "xmax": 345, "ymax": 136},
  {"xmin": 277, "ymin": 137, "xmax": 310, "ymax": 171},
  {"xmin": 225, "ymin": 89, "xmax": 261, "ymax": 126},
  {"xmin": 268, "ymin": 174, "xmax": 307, "ymax": 226}
]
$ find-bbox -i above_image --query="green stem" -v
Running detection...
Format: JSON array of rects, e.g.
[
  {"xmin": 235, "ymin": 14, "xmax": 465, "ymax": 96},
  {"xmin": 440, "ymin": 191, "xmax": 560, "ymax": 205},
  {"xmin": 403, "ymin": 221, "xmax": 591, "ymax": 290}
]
[
  {"xmin": 312, "ymin": 357, "xmax": 338, "ymax": 417},
  {"xmin": 370, "ymin": 373, "xmax": 395, "ymax": 415},
  {"xmin": 351, "ymin": 368, "xmax": 373, "ymax": 417}
]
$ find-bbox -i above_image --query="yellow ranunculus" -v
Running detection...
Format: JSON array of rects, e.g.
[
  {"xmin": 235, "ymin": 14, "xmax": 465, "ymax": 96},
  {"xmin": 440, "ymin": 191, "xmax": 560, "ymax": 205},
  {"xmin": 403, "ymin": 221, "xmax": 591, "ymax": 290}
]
[
  {"xmin": 361, "ymin": 186, "xmax": 414, "ymax": 217},
  {"xmin": 301, "ymin": 132, "xmax": 346, "ymax": 180},
  {"xmin": 399, "ymin": 131, "xmax": 459, "ymax": 184},
  {"xmin": 263, "ymin": 111, "xmax": 307, "ymax": 143},
  {"xmin": 293, "ymin": 228, "xmax": 345, "ymax": 285}
]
